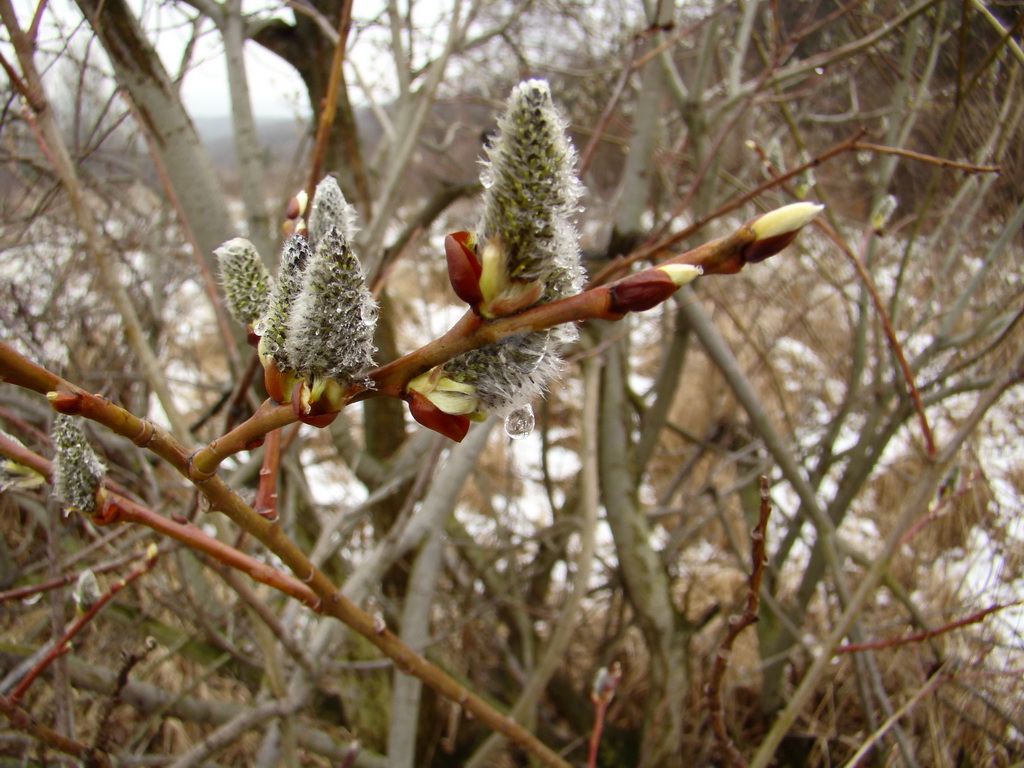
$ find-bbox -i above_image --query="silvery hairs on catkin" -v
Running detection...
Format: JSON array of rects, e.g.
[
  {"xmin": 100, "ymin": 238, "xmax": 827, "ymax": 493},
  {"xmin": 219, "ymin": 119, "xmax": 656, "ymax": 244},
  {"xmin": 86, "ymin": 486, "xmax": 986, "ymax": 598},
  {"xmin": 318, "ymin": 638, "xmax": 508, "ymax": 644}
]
[{"xmin": 447, "ymin": 79, "xmax": 585, "ymax": 417}]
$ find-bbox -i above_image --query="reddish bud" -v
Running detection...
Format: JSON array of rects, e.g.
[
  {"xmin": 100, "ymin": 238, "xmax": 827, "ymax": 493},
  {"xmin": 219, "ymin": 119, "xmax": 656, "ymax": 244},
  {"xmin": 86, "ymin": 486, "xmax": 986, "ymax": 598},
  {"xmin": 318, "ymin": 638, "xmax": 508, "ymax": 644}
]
[
  {"xmin": 286, "ymin": 195, "xmax": 303, "ymax": 221},
  {"xmin": 741, "ymin": 230, "xmax": 800, "ymax": 264},
  {"xmin": 47, "ymin": 390, "xmax": 86, "ymax": 415},
  {"xmin": 290, "ymin": 380, "xmax": 340, "ymax": 428},
  {"xmin": 405, "ymin": 391, "xmax": 470, "ymax": 442},
  {"xmin": 242, "ymin": 436, "xmax": 267, "ymax": 451},
  {"xmin": 263, "ymin": 363, "xmax": 300, "ymax": 404},
  {"xmin": 609, "ymin": 270, "xmax": 680, "ymax": 315},
  {"xmin": 445, "ymin": 232, "xmax": 483, "ymax": 307}
]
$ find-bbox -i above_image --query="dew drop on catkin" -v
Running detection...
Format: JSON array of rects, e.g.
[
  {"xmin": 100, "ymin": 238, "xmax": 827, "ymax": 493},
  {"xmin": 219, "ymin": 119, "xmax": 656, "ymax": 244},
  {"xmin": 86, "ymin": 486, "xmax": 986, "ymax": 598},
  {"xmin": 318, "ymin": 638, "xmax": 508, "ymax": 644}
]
[{"xmin": 504, "ymin": 406, "xmax": 535, "ymax": 439}]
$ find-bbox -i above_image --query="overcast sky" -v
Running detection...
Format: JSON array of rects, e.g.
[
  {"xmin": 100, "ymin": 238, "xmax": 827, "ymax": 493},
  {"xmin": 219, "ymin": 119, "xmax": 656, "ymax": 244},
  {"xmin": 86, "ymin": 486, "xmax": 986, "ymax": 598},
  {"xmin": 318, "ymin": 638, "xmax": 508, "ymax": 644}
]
[{"xmin": 147, "ymin": 2, "xmax": 311, "ymax": 119}]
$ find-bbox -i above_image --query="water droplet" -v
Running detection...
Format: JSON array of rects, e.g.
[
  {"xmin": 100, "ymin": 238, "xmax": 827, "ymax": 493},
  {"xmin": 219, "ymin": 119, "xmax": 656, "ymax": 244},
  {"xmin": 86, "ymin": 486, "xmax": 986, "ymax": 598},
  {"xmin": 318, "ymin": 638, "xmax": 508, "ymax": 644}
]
[{"xmin": 504, "ymin": 406, "xmax": 535, "ymax": 440}]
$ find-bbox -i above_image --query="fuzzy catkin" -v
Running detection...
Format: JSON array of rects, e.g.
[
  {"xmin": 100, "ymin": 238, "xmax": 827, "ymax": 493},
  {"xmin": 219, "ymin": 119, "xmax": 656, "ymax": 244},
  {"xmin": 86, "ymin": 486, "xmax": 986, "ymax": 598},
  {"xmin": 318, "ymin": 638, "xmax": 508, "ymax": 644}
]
[
  {"xmin": 445, "ymin": 79, "xmax": 584, "ymax": 416},
  {"xmin": 215, "ymin": 237, "xmax": 272, "ymax": 326},
  {"xmin": 477, "ymin": 79, "xmax": 584, "ymax": 291},
  {"xmin": 285, "ymin": 225, "xmax": 377, "ymax": 382},
  {"xmin": 308, "ymin": 176, "xmax": 357, "ymax": 253},
  {"xmin": 51, "ymin": 414, "xmax": 105, "ymax": 515},
  {"xmin": 255, "ymin": 235, "xmax": 312, "ymax": 370}
]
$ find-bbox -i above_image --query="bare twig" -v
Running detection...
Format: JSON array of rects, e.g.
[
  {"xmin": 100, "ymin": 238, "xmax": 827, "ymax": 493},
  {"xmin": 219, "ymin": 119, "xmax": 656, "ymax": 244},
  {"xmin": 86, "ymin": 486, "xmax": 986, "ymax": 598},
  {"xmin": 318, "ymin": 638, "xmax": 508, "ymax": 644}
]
[
  {"xmin": 306, "ymin": 0, "xmax": 367, "ymax": 211},
  {"xmin": 707, "ymin": 475, "xmax": 773, "ymax": 768},
  {"xmin": 589, "ymin": 130, "xmax": 867, "ymax": 286},
  {"xmin": 837, "ymin": 600, "xmax": 1024, "ymax": 654},
  {"xmin": 9, "ymin": 545, "xmax": 159, "ymax": 704},
  {"xmin": 93, "ymin": 637, "xmax": 158, "ymax": 753},
  {"xmin": 253, "ymin": 427, "xmax": 281, "ymax": 520},
  {"xmin": 588, "ymin": 661, "xmax": 622, "ymax": 768},
  {"xmin": 851, "ymin": 141, "xmax": 1001, "ymax": 174},
  {"xmin": 0, "ymin": 693, "xmax": 113, "ymax": 767},
  {"xmin": 0, "ymin": 341, "xmax": 576, "ymax": 768},
  {"xmin": 843, "ymin": 665, "xmax": 950, "ymax": 768}
]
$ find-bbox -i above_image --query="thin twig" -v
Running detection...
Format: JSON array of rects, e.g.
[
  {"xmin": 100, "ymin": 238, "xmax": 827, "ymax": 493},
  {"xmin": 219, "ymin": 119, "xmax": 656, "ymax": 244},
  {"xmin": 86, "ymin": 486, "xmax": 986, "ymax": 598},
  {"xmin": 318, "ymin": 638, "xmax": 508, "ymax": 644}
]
[
  {"xmin": 837, "ymin": 600, "xmax": 1023, "ymax": 654},
  {"xmin": 306, "ymin": 0, "xmax": 366, "ymax": 211},
  {"xmin": 588, "ymin": 130, "xmax": 867, "ymax": 287},
  {"xmin": 852, "ymin": 141, "xmax": 1000, "ymax": 174},
  {"xmin": 842, "ymin": 665, "xmax": 949, "ymax": 768},
  {"xmin": 707, "ymin": 475, "xmax": 773, "ymax": 768},
  {"xmin": 93, "ymin": 637, "xmax": 158, "ymax": 754},
  {"xmin": 819, "ymin": 219, "xmax": 937, "ymax": 456},
  {"xmin": 0, "ymin": 693, "xmax": 113, "ymax": 767},
  {"xmin": 120, "ymin": 91, "xmax": 241, "ymax": 373},
  {"xmin": 254, "ymin": 427, "xmax": 281, "ymax": 520},
  {"xmin": 588, "ymin": 662, "xmax": 622, "ymax": 768},
  {"xmin": 0, "ymin": 342, "xmax": 576, "ymax": 768},
  {"xmin": 9, "ymin": 546, "xmax": 159, "ymax": 704}
]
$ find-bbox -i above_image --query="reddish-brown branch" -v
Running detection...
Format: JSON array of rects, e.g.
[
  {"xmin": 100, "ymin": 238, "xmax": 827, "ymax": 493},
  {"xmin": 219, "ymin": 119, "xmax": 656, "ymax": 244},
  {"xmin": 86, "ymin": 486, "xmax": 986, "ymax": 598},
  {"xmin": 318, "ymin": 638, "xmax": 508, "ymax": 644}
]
[
  {"xmin": 0, "ymin": 432, "xmax": 319, "ymax": 609},
  {"xmin": 837, "ymin": 600, "xmax": 1023, "ymax": 654},
  {"xmin": 181, "ymin": 225, "xmax": 762, "ymax": 470},
  {"xmin": 707, "ymin": 476, "xmax": 773, "ymax": 768},
  {"xmin": 306, "ymin": 0, "xmax": 367, "ymax": 212},
  {"xmin": 0, "ymin": 694, "xmax": 113, "ymax": 767},
  {"xmin": 851, "ymin": 141, "xmax": 1000, "ymax": 174},
  {"xmin": 0, "ymin": 342, "xmax": 575, "ymax": 768},
  {"xmin": 103, "ymin": 494, "xmax": 319, "ymax": 609},
  {"xmin": 254, "ymin": 427, "xmax": 281, "ymax": 520},
  {"xmin": 9, "ymin": 546, "xmax": 159, "ymax": 704},
  {"xmin": 818, "ymin": 220, "xmax": 937, "ymax": 456},
  {"xmin": 588, "ymin": 662, "xmax": 622, "ymax": 768}
]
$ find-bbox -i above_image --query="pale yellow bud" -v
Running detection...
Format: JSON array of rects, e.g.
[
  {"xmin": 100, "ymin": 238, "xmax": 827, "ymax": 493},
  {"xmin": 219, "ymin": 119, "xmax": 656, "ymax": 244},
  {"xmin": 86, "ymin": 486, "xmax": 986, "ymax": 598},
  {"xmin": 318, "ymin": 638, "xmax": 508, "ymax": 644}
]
[
  {"xmin": 658, "ymin": 264, "xmax": 704, "ymax": 287},
  {"xmin": 750, "ymin": 202, "xmax": 824, "ymax": 240}
]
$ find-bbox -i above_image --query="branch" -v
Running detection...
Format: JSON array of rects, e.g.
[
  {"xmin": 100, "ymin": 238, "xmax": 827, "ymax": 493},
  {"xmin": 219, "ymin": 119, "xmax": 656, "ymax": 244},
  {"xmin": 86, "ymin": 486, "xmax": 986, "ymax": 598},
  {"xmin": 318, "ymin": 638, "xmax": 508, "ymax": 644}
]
[
  {"xmin": 8, "ymin": 545, "xmax": 159, "ymax": 704},
  {"xmin": 0, "ymin": 694, "xmax": 113, "ymax": 767},
  {"xmin": 0, "ymin": 342, "xmax": 575, "ymax": 768},
  {"xmin": 836, "ymin": 600, "xmax": 1024, "ymax": 654},
  {"xmin": 707, "ymin": 476, "xmax": 773, "ymax": 768},
  {"xmin": 0, "ymin": 0, "xmax": 193, "ymax": 441}
]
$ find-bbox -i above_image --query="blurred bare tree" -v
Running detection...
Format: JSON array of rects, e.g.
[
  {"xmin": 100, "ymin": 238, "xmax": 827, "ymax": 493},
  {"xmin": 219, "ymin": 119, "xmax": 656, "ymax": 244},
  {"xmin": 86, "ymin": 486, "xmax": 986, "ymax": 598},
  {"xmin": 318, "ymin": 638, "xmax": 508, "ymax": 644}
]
[{"xmin": 1, "ymin": 1, "xmax": 1022, "ymax": 767}]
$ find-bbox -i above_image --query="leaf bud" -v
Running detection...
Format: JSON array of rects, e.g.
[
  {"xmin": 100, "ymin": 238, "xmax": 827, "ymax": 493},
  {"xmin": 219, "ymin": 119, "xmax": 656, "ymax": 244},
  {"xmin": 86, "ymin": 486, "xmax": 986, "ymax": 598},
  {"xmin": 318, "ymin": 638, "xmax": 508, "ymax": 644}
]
[{"xmin": 743, "ymin": 202, "xmax": 824, "ymax": 263}]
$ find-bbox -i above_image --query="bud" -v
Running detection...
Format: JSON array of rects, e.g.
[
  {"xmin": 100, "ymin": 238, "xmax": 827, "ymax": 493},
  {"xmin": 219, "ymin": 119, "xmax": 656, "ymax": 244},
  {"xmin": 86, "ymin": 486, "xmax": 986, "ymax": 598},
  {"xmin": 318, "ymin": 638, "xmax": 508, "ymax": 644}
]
[
  {"xmin": 255, "ymin": 234, "xmax": 312, "ymax": 377},
  {"xmin": 445, "ymin": 231, "xmax": 483, "ymax": 306},
  {"xmin": 608, "ymin": 265, "xmax": 704, "ymax": 316},
  {"xmin": 72, "ymin": 569, "xmax": 101, "ymax": 612},
  {"xmin": 405, "ymin": 390, "xmax": 471, "ymax": 443},
  {"xmin": 308, "ymin": 176, "xmax": 356, "ymax": 253},
  {"xmin": 51, "ymin": 414, "xmax": 106, "ymax": 516},
  {"xmin": 474, "ymin": 79, "xmax": 584, "ymax": 318},
  {"xmin": 415, "ymin": 81, "xmax": 586, "ymax": 435},
  {"xmin": 659, "ymin": 264, "xmax": 704, "ymax": 287},
  {"xmin": 408, "ymin": 370, "xmax": 480, "ymax": 416},
  {"xmin": 285, "ymin": 225, "xmax": 377, "ymax": 386},
  {"xmin": 871, "ymin": 194, "xmax": 898, "ymax": 232},
  {"xmin": 215, "ymin": 238, "xmax": 272, "ymax": 326},
  {"xmin": 743, "ymin": 202, "xmax": 824, "ymax": 263},
  {"xmin": 287, "ymin": 189, "xmax": 308, "ymax": 222}
]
